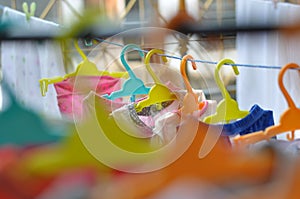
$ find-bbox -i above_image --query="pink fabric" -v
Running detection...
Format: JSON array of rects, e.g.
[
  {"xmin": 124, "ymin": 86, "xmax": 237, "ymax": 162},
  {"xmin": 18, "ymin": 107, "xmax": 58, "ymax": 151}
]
[{"xmin": 54, "ymin": 75, "xmax": 122, "ymax": 117}]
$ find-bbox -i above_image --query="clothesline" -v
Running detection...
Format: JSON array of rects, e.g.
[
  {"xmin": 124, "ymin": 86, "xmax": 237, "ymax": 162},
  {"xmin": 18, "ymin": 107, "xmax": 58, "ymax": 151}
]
[{"xmin": 95, "ymin": 38, "xmax": 287, "ymax": 70}]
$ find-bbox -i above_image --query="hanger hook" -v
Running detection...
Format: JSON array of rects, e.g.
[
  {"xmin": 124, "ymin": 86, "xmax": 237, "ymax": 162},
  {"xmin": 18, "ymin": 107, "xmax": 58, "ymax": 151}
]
[
  {"xmin": 287, "ymin": 131, "xmax": 295, "ymax": 141},
  {"xmin": 74, "ymin": 40, "xmax": 87, "ymax": 60},
  {"xmin": 278, "ymin": 63, "xmax": 298, "ymax": 109},
  {"xmin": 180, "ymin": 55, "xmax": 197, "ymax": 94},
  {"xmin": 120, "ymin": 44, "xmax": 144, "ymax": 78},
  {"xmin": 22, "ymin": 2, "xmax": 36, "ymax": 21},
  {"xmin": 144, "ymin": 49, "xmax": 168, "ymax": 84},
  {"xmin": 215, "ymin": 59, "xmax": 239, "ymax": 100},
  {"xmin": 179, "ymin": 0, "xmax": 186, "ymax": 11}
]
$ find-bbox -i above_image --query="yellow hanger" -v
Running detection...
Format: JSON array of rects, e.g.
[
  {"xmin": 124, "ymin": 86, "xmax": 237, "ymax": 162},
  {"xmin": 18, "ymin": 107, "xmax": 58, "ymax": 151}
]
[
  {"xmin": 135, "ymin": 49, "xmax": 177, "ymax": 112},
  {"xmin": 20, "ymin": 125, "xmax": 111, "ymax": 176},
  {"xmin": 204, "ymin": 58, "xmax": 249, "ymax": 124},
  {"xmin": 39, "ymin": 40, "xmax": 128, "ymax": 96},
  {"xmin": 234, "ymin": 63, "xmax": 300, "ymax": 147},
  {"xmin": 180, "ymin": 55, "xmax": 200, "ymax": 114}
]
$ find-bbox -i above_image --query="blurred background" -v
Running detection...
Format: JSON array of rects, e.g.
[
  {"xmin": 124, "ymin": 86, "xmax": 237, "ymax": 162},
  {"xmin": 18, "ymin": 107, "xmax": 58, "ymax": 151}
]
[{"xmin": 0, "ymin": 1, "xmax": 300, "ymax": 199}]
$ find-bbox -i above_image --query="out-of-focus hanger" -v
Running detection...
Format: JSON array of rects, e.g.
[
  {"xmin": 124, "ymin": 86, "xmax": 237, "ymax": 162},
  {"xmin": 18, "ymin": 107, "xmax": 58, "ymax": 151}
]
[
  {"xmin": 102, "ymin": 44, "xmax": 150, "ymax": 102},
  {"xmin": 45, "ymin": 88, "xmax": 273, "ymax": 199},
  {"xmin": 22, "ymin": 2, "xmax": 36, "ymax": 21},
  {"xmin": 234, "ymin": 63, "xmax": 300, "ymax": 147},
  {"xmin": 135, "ymin": 49, "xmax": 177, "ymax": 112},
  {"xmin": 0, "ymin": 80, "xmax": 64, "ymax": 146},
  {"xmin": 166, "ymin": 0, "xmax": 196, "ymax": 30},
  {"xmin": 20, "ymin": 125, "xmax": 111, "ymax": 177},
  {"xmin": 96, "ymin": 112, "xmax": 274, "ymax": 199},
  {"xmin": 204, "ymin": 58, "xmax": 249, "ymax": 124},
  {"xmin": 39, "ymin": 40, "xmax": 128, "ymax": 97}
]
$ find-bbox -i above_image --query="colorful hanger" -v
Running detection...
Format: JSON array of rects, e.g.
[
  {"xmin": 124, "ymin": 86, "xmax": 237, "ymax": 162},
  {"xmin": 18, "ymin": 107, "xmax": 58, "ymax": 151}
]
[
  {"xmin": 204, "ymin": 58, "xmax": 249, "ymax": 124},
  {"xmin": 21, "ymin": 89, "xmax": 160, "ymax": 176},
  {"xmin": 180, "ymin": 55, "xmax": 202, "ymax": 115},
  {"xmin": 167, "ymin": 0, "xmax": 196, "ymax": 30},
  {"xmin": 135, "ymin": 49, "xmax": 177, "ymax": 112},
  {"xmin": 234, "ymin": 63, "xmax": 300, "ymax": 147},
  {"xmin": 34, "ymin": 87, "xmax": 273, "ymax": 199},
  {"xmin": 22, "ymin": 2, "xmax": 36, "ymax": 21},
  {"xmin": 39, "ymin": 40, "xmax": 128, "ymax": 96},
  {"xmin": 20, "ymin": 125, "xmax": 111, "ymax": 176},
  {"xmin": 103, "ymin": 44, "xmax": 150, "ymax": 102},
  {"xmin": 0, "ymin": 81, "xmax": 65, "ymax": 146},
  {"xmin": 95, "ymin": 110, "xmax": 274, "ymax": 199}
]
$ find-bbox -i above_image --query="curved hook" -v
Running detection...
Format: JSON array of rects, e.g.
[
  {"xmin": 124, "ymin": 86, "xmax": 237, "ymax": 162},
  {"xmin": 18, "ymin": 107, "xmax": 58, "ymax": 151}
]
[
  {"xmin": 120, "ymin": 44, "xmax": 145, "ymax": 78},
  {"xmin": 144, "ymin": 49, "xmax": 168, "ymax": 84},
  {"xmin": 180, "ymin": 55, "xmax": 197, "ymax": 94},
  {"xmin": 287, "ymin": 131, "xmax": 295, "ymax": 141},
  {"xmin": 278, "ymin": 63, "xmax": 298, "ymax": 109},
  {"xmin": 215, "ymin": 59, "xmax": 239, "ymax": 100},
  {"xmin": 74, "ymin": 40, "xmax": 87, "ymax": 60},
  {"xmin": 179, "ymin": 0, "xmax": 186, "ymax": 11},
  {"xmin": 279, "ymin": 63, "xmax": 299, "ymax": 141},
  {"xmin": 22, "ymin": 2, "xmax": 36, "ymax": 21}
]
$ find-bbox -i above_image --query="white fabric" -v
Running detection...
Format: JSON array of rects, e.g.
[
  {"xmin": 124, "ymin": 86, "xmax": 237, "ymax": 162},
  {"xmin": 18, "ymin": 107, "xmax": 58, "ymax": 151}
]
[
  {"xmin": 236, "ymin": 0, "xmax": 300, "ymax": 139},
  {"xmin": 1, "ymin": 7, "xmax": 65, "ymax": 118}
]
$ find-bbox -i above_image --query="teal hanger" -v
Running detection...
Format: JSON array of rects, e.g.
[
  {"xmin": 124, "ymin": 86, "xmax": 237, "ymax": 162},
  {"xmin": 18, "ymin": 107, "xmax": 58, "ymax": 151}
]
[
  {"xmin": 103, "ymin": 44, "xmax": 150, "ymax": 102},
  {"xmin": 0, "ymin": 81, "xmax": 65, "ymax": 146}
]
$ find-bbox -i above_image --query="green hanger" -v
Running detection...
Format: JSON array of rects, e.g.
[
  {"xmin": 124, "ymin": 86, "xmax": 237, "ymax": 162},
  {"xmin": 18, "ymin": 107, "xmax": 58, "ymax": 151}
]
[
  {"xmin": 204, "ymin": 58, "xmax": 249, "ymax": 124},
  {"xmin": 39, "ymin": 40, "xmax": 128, "ymax": 97},
  {"xmin": 21, "ymin": 125, "xmax": 110, "ymax": 176},
  {"xmin": 0, "ymin": 80, "xmax": 65, "ymax": 146},
  {"xmin": 22, "ymin": 2, "xmax": 36, "ymax": 21}
]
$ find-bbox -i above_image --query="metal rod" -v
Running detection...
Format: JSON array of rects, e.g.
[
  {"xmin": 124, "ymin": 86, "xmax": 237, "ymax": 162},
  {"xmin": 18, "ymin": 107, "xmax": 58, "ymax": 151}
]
[{"xmin": 40, "ymin": 0, "xmax": 57, "ymax": 19}]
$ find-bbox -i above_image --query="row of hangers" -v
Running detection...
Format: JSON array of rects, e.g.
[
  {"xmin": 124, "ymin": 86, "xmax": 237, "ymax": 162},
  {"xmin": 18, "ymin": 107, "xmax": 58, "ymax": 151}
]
[
  {"xmin": 6, "ymin": 37, "xmax": 299, "ymax": 149},
  {"xmin": 4, "ymin": 40, "xmax": 300, "ymax": 194},
  {"xmin": 0, "ymin": 37, "xmax": 249, "ymax": 149},
  {"xmin": 39, "ymin": 40, "xmax": 249, "ymax": 123},
  {"xmin": 79, "ymin": 64, "xmax": 300, "ymax": 199},
  {"xmin": 10, "ymin": 39, "xmax": 250, "ymax": 176}
]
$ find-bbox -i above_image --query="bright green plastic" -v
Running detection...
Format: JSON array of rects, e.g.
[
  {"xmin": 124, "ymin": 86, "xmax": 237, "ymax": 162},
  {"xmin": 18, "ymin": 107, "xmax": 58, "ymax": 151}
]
[
  {"xmin": 22, "ymin": 126, "xmax": 111, "ymax": 176},
  {"xmin": 22, "ymin": 2, "xmax": 36, "ymax": 21},
  {"xmin": 204, "ymin": 58, "xmax": 249, "ymax": 124},
  {"xmin": 135, "ymin": 49, "xmax": 177, "ymax": 112},
  {"xmin": 39, "ymin": 40, "xmax": 128, "ymax": 97}
]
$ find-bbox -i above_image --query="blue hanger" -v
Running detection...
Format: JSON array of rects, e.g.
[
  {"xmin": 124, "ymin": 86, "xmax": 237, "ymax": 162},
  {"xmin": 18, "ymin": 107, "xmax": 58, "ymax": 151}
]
[
  {"xmin": 103, "ymin": 44, "xmax": 150, "ymax": 102},
  {"xmin": 0, "ymin": 81, "xmax": 65, "ymax": 146}
]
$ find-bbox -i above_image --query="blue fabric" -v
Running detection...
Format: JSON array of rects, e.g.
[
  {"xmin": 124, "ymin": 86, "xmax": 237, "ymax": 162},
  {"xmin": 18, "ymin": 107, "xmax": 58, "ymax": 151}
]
[{"xmin": 218, "ymin": 104, "xmax": 274, "ymax": 137}]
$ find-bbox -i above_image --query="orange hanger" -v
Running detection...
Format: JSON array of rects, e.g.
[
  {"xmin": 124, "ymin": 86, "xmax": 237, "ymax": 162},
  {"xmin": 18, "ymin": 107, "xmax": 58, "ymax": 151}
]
[
  {"xmin": 96, "ymin": 117, "xmax": 274, "ymax": 199},
  {"xmin": 234, "ymin": 63, "xmax": 300, "ymax": 147},
  {"xmin": 68, "ymin": 89, "xmax": 274, "ymax": 199},
  {"xmin": 167, "ymin": 0, "xmax": 196, "ymax": 30},
  {"xmin": 180, "ymin": 55, "xmax": 201, "ymax": 114},
  {"xmin": 93, "ymin": 145, "xmax": 300, "ymax": 199}
]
